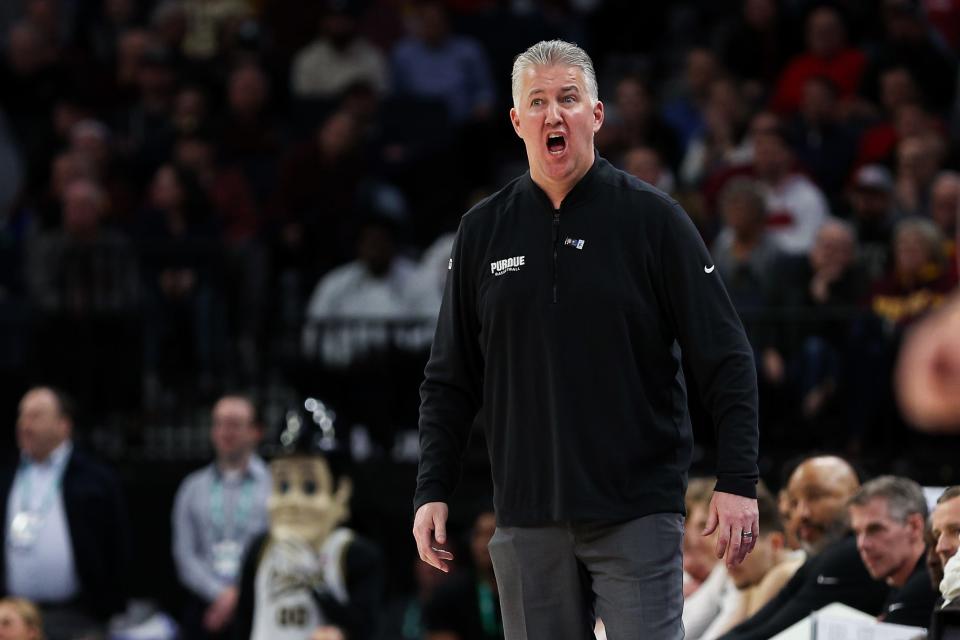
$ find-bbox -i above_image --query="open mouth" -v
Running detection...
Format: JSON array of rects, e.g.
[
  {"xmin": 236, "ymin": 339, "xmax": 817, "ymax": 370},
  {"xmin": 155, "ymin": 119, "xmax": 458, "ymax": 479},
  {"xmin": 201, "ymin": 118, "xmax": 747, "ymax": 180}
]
[{"xmin": 546, "ymin": 133, "xmax": 567, "ymax": 155}]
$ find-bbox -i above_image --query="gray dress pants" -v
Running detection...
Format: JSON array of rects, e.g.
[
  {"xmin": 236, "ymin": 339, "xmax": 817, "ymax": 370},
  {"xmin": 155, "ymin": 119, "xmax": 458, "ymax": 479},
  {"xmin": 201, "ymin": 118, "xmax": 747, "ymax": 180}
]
[{"xmin": 487, "ymin": 513, "xmax": 685, "ymax": 640}]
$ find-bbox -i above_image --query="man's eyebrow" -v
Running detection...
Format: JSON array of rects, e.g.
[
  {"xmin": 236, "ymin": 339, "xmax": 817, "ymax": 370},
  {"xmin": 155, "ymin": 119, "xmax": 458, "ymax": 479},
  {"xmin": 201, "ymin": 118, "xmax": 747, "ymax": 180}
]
[{"xmin": 527, "ymin": 85, "xmax": 581, "ymax": 96}]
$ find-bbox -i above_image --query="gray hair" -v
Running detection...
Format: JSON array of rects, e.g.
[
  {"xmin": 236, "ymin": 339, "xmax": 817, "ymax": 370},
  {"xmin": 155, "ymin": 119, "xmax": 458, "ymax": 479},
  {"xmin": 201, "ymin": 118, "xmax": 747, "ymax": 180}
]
[
  {"xmin": 511, "ymin": 40, "xmax": 598, "ymax": 108},
  {"xmin": 848, "ymin": 475, "xmax": 928, "ymax": 523},
  {"xmin": 894, "ymin": 217, "xmax": 944, "ymax": 263}
]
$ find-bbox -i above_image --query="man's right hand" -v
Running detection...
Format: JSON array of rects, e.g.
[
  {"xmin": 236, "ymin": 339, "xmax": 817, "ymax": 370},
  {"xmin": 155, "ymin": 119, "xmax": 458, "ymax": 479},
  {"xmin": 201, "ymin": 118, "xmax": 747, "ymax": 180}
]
[
  {"xmin": 203, "ymin": 586, "xmax": 238, "ymax": 632},
  {"xmin": 413, "ymin": 501, "xmax": 455, "ymax": 573}
]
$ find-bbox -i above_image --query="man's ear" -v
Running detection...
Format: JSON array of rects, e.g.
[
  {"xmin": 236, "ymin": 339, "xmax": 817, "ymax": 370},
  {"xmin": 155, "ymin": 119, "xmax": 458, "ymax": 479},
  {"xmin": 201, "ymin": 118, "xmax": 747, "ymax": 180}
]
[
  {"xmin": 592, "ymin": 100, "xmax": 604, "ymax": 132},
  {"xmin": 907, "ymin": 512, "xmax": 925, "ymax": 541},
  {"xmin": 510, "ymin": 107, "xmax": 522, "ymax": 138}
]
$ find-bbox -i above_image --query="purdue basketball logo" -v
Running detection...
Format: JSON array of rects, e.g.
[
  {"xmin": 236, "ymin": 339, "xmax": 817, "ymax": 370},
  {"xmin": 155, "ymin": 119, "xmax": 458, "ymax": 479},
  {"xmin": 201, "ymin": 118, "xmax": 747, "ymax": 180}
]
[{"xmin": 490, "ymin": 256, "xmax": 526, "ymax": 276}]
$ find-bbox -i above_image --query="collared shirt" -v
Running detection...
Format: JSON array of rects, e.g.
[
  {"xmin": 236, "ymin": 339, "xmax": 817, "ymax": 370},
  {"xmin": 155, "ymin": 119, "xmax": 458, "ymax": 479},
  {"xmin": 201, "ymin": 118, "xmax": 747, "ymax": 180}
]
[
  {"xmin": 172, "ymin": 455, "xmax": 271, "ymax": 602},
  {"xmin": 5, "ymin": 440, "xmax": 81, "ymax": 602}
]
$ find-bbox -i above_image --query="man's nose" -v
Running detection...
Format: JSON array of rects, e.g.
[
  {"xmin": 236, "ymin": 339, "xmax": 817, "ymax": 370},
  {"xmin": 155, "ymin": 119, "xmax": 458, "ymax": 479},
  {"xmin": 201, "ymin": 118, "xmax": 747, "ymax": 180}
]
[
  {"xmin": 545, "ymin": 101, "xmax": 562, "ymax": 126},
  {"xmin": 935, "ymin": 532, "xmax": 956, "ymax": 557}
]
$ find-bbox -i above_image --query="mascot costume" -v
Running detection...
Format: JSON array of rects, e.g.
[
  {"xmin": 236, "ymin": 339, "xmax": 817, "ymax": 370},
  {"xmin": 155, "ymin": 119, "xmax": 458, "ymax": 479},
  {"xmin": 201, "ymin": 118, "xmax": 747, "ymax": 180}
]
[{"xmin": 234, "ymin": 402, "xmax": 383, "ymax": 640}]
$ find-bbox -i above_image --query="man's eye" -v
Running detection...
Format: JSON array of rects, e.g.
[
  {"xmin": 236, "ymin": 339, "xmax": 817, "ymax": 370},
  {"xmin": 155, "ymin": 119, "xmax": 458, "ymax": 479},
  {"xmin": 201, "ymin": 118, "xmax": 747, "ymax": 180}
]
[
  {"xmin": 562, "ymin": 95, "xmax": 576, "ymax": 102},
  {"xmin": 531, "ymin": 98, "xmax": 543, "ymax": 106},
  {"xmin": 278, "ymin": 480, "xmax": 290, "ymax": 494},
  {"xmin": 303, "ymin": 479, "xmax": 317, "ymax": 495}
]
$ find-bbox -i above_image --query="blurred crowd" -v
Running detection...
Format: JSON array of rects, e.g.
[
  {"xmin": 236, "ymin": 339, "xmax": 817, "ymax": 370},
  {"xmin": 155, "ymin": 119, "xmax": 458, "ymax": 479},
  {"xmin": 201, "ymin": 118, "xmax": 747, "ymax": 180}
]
[
  {"xmin": 2, "ymin": 0, "xmax": 960, "ymax": 638},
  {"xmin": 0, "ymin": 0, "xmax": 958, "ymax": 454}
]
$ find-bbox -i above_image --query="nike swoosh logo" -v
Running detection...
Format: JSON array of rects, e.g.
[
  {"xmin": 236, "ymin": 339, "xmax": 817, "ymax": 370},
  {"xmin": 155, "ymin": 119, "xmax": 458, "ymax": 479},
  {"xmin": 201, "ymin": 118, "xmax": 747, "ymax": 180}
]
[
  {"xmin": 816, "ymin": 575, "xmax": 840, "ymax": 585},
  {"xmin": 887, "ymin": 602, "xmax": 905, "ymax": 612},
  {"xmin": 704, "ymin": 265, "xmax": 715, "ymax": 273}
]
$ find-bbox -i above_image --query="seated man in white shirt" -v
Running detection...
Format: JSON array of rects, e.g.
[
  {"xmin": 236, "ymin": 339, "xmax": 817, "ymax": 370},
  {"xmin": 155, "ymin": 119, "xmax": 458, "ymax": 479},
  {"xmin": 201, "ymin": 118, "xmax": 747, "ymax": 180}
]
[
  {"xmin": 699, "ymin": 484, "xmax": 805, "ymax": 639},
  {"xmin": 302, "ymin": 215, "xmax": 418, "ymax": 366},
  {"xmin": 1, "ymin": 387, "xmax": 130, "ymax": 640},
  {"xmin": 683, "ymin": 478, "xmax": 734, "ymax": 639}
]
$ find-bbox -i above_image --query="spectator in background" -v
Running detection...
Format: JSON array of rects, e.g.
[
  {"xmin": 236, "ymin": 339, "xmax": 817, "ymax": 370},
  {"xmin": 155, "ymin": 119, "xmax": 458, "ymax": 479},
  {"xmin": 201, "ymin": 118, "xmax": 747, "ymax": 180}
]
[
  {"xmin": 622, "ymin": 145, "xmax": 675, "ymax": 195},
  {"xmin": 683, "ymin": 478, "xmax": 734, "ymax": 638},
  {"xmin": 171, "ymin": 85, "xmax": 211, "ymax": 139},
  {"xmin": 862, "ymin": 0, "xmax": 957, "ymax": 116},
  {"xmin": 927, "ymin": 517, "xmax": 945, "ymax": 592},
  {"xmin": 271, "ymin": 108, "xmax": 365, "ymax": 285},
  {"xmin": 711, "ymin": 178, "xmax": 783, "ymax": 355},
  {"xmin": 29, "ymin": 150, "xmax": 96, "ymax": 231},
  {"xmin": 721, "ymin": 456, "xmax": 887, "ymax": 640},
  {"xmin": 928, "ymin": 171, "xmax": 959, "ymax": 269},
  {"xmin": 390, "ymin": 0, "xmax": 494, "ymax": 125},
  {"xmin": 172, "ymin": 394, "xmax": 270, "ymax": 640},
  {"xmin": 769, "ymin": 6, "xmax": 866, "ymax": 116},
  {"xmin": 870, "ymin": 217, "xmax": 954, "ymax": 332},
  {"xmin": 683, "ymin": 478, "xmax": 721, "ymax": 598},
  {"xmin": 786, "ymin": 75, "xmax": 857, "ymax": 205},
  {"xmin": 405, "ymin": 231, "xmax": 456, "ymax": 322},
  {"xmin": 25, "ymin": 178, "xmax": 141, "ymax": 414},
  {"xmin": 895, "ymin": 133, "xmax": 947, "ymax": 217},
  {"xmin": 216, "ymin": 62, "xmax": 282, "ymax": 205},
  {"xmin": 136, "ymin": 163, "xmax": 221, "ymax": 401},
  {"xmin": 847, "ymin": 476, "xmax": 937, "ymax": 626},
  {"xmin": 753, "ymin": 124, "xmax": 830, "ymax": 254},
  {"xmin": 0, "ymin": 387, "xmax": 130, "ymax": 640},
  {"xmin": 422, "ymin": 510, "xmax": 503, "ymax": 640},
  {"xmin": 115, "ymin": 44, "xmax": 178, "ymax": 186},
  {"xmin": 110, "ymin": 28, "xmax": 152, "ymax": 110},
  {"xmin": 846, "ymin": 164, "xmax": 902, "ymax": 282},
  {"xmin": 762, "ymin": 220, "xmax": 864, "ymax": 421},
  {"xmin": 0, "ymin": 20, "xmax": 63, "ymax": 181},
  {"xmin": 697, "ymin": 484, "xmax": 804, "ymax": 639},
  {"xmin": 302, "ymin": 215, "xmax": 417, "ymax": 364},
  {"xmin": 715, "ymin": 0, "xmax": 792, "ymax": 102},
  {"xmin": 0, "ymin": 597, "xmax": 43, "ymax": 640},
  {"xmin": 680, "ymin": 77, "xmax": 751, "ymax": 190},
  {"xmin": 150, "ymin": 1, "xmax": 188, "ymax": 62},
  {"xmin": 595, "ymin": 74, "xmax": 681, "ymax": 170},
  {"xmin": 26, "ymin": 178, "xmax": 138, "ymax": 313},
  {"xmin": 174, "ymin": 134, "xmax": 264, "ymax": 384},
  {"xmin": 661, "ymin": 47, "xmax": 719, "ymax": 153},
  {"xmin": 179, "ymin": 0, "xmax": 250, "ymax": 62},
  {"xmin": 931, "ymin": 487, "xmax": 960, "ymax": 590},
  {"xmin": 855, "ymin": 66, "xmax": 932, "ymax": 167},
  {"xmin": 67, "ymin": 119, "xmax": 137, "ymax": 226},
  {"xmin": 290, "ymin": 2, "xmax": 388, "ymax": 101}
]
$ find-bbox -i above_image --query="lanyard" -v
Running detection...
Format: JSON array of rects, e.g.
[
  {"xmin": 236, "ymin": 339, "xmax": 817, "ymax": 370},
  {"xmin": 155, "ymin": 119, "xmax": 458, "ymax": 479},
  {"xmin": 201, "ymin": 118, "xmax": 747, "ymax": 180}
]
[
  {"xmin": 15, "ymin": 455, "xmax": 68, "ymax": 517},
  {"xmin": 209, "ymin": 472, "xmax": 255, "ymax": 543},
  {"xmin": 476, "ymin": 580, "xmax": 502, "ymax": 637}
]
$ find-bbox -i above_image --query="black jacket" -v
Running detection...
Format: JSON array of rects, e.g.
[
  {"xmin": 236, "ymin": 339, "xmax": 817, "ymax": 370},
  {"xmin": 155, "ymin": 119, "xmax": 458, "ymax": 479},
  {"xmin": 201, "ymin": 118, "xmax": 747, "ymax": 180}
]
[
  {"xmin": 880, "ymin": 555, "xmax": 938, "ymax": 628},
  {"xmin": 415, "ymin": 155, "xmax": 759, "ymax": 525},
  {"xmin": 720, "ymin": 536, "xmax": 890, "ymax": 639},
  {"xmin": 0, "ymin": 447, "xmax": 131, "ymax": 619}
]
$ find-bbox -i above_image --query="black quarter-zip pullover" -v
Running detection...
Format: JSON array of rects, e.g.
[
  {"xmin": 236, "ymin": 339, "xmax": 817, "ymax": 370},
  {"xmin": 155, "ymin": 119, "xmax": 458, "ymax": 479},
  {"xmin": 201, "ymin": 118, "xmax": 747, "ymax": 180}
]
[{"xmin": 415, "ymin": 155, "xmax": 759, "ymax": 526}]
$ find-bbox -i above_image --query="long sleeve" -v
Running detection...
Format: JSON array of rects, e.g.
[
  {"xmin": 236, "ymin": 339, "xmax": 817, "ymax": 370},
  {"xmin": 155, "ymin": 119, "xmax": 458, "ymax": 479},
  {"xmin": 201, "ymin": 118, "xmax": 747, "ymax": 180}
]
[
  {"xmin": 658, "ymin": 202, "xmax": 759, "ymax": 498},
  {"xmin": 172, "ymin": 474, "xmax": 224, "ymax": 602},
  {"xmin": 414, "ymin": 219, "xmax": 483, "ymax": 513}
]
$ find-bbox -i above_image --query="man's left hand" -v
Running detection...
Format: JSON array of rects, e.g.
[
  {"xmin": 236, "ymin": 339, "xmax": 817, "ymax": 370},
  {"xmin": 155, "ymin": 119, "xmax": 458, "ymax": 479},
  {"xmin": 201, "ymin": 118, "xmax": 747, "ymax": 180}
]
[
  {"xmin": 310, "ymin": 626, "xmax": 346, "ymax": 640},
  {"xmin": 702, "ymin": 490, "xmax": 758, "ymax": 568}
]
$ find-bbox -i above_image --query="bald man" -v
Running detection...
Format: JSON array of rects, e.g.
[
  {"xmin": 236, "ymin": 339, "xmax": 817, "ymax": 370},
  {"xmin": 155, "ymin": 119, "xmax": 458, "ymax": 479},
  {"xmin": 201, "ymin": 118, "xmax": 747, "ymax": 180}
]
[
  {"xmin": 1, "ymin": 387, "xmax": 130, "ymax": 640},
  {"xmin": 785, "ymin": 455, "xmax": 860, "ymax": 555},
  {"xmin": 720, "ymin": 456, "xmax": 888, "ymax": 639}
]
